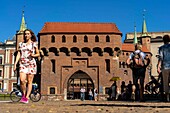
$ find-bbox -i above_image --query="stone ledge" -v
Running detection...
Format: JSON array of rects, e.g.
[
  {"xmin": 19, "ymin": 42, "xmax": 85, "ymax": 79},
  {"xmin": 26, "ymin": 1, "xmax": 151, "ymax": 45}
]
[
  {"xmin": 97, "ymin": 94, "xmax": 109, "ymax": 101},
  {"xmin": 42, "ymin": 94, "xmax": 65, "ymax": 101}
]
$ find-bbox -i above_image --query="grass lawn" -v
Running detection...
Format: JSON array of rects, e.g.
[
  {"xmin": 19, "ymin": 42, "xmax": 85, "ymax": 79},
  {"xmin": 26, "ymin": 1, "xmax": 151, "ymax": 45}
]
[{"xmin": 0, "ymin": 94, "xmax": 11, "ymax": 101}]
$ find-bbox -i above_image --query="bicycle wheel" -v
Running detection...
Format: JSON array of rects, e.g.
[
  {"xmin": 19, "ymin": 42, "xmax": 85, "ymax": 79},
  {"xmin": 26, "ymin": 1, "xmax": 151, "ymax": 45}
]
[
  {"xmin": 30, "ymin": 90, "xmax": 41, "ymax": 102},
  {"xmin": 10, "ymin": 90, "xmax": 22, "ymax": 102}
]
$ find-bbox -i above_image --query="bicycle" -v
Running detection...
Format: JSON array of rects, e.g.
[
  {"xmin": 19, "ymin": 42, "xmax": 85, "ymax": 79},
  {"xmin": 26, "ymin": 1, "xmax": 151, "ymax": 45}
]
[
  {"xmin": 10, "ymin": 83, "xmax": 41, "ymax": 102},
  {"xmin": 144, "ymin": 74, "xmax": 163, "ymax": 95}
]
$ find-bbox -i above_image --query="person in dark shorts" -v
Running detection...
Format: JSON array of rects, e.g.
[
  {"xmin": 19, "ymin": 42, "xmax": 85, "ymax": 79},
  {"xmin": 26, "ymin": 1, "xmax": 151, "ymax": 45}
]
[{"xmin": 127, "ymin": 44, "xmax": 150, "ymax": 101}]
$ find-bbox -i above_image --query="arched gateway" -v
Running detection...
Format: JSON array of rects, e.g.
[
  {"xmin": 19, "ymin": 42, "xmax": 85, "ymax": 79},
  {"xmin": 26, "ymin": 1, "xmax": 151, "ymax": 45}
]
[{"xmin": 67, "ymin": 70, "xmax": 94, "ymax": 100}]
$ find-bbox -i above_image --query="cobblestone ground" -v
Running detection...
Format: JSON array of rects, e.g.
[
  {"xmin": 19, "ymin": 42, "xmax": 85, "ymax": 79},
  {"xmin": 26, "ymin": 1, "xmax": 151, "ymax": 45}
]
[{"xmin": 0, "ymin": 100, "xmax": 170, "ymax": 113}]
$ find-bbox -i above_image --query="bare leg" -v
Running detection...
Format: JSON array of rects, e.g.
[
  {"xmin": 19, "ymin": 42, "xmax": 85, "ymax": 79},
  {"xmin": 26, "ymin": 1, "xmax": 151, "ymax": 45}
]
[
  {"xmin": 25, "ymin": 74, "xmax": 34, "ymax": 99},
  {"xmin": 139, "ymin": 84, "xmax": 143, "ymax": 101},
  {"xmin": 20, "ymin": 72, "xmax": 27, "ymax": 97},
  {"xmin": 131, "ymin": 85, "xmax": 136, "ymax": 101}
]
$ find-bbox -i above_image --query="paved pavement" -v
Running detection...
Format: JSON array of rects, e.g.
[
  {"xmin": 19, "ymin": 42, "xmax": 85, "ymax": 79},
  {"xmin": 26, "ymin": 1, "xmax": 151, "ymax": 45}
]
[{"xmin": 0, "ymin": 100, "xmax": 170, "ymax": 113}]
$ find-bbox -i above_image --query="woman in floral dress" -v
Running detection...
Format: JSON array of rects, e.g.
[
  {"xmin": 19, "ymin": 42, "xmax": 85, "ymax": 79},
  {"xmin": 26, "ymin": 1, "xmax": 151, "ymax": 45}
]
[{"xmin": 14, "ymin": 29, "xmax": 40, "ymax": 103}]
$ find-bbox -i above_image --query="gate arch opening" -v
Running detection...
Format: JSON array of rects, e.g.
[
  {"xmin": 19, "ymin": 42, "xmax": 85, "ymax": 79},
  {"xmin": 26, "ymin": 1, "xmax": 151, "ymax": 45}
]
[{"xmin": 67, "ymin": 70, "xmax": 94, "ymax": 100}]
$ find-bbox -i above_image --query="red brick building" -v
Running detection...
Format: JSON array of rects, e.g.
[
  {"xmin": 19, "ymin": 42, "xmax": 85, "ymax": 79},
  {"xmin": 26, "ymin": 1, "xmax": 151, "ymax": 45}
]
[{"xmin": 38, "ymin": 22, "xmax": 125, "ymax": 100}]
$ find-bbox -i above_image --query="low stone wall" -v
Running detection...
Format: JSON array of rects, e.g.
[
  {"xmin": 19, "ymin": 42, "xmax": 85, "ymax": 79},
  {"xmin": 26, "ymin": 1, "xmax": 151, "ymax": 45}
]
[
  {"xmin": 42, "ymin": 94, "xmax": 65, "ymax": 101},
  {"xmin": 97, "ymin": 94, "xmax": 109, "ymax": 101},
  {"xmin": 41, "ymin": 94, "xmax": 109, "ymax": 101}
]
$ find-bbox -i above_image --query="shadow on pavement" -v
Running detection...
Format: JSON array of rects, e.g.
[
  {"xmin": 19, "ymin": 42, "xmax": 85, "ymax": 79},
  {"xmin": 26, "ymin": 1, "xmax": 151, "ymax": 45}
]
[{"xmin": 72, "ymin": 103, "xmax": 170, "ymax": 108}]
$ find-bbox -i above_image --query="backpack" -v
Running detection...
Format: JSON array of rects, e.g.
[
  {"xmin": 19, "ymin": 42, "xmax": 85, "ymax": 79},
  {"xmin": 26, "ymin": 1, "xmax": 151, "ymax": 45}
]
[{"xmin": 131, "ymin": 51, "xmax": 145, "ymax": 68}]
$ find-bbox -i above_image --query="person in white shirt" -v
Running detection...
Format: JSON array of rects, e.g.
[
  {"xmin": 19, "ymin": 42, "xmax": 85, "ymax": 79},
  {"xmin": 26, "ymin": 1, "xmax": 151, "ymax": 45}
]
[{"xmin": 80, "ymin": 86, "xmax": 86, "ymax": 101}]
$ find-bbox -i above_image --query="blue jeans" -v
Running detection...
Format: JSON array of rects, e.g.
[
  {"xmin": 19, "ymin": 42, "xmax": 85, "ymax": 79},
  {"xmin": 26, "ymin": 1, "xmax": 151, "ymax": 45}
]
[
  {"xmin": 80, "ymin": 92, "xmax": 85, "ymax": 101},
  {"xmin": 89, "ymin": 95, "xmax": 93, "ymax": 100}
]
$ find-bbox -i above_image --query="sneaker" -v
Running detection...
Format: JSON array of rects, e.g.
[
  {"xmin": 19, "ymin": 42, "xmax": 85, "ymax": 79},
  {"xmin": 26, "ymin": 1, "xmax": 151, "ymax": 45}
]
[
  {"xmin": 20, "ymin": 96, "xmax": 25, "ymax": 103},
  {"xmin": 24, "ymin": 98, "xmax": 29, "ymax": 104},
  {"xmin": 20, "ymin": 97, "xmax": 29, "ymax": 104}
]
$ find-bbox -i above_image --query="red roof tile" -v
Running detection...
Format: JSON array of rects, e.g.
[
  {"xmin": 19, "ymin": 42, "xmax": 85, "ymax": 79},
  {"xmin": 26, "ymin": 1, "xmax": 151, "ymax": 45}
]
[
  {"xmin": 39, "ymin": 22, "xmax": 122, "ymax": 34},
  {"xmin": 122, "ymin": 43, "xmax": 150, "ymax": 53}
]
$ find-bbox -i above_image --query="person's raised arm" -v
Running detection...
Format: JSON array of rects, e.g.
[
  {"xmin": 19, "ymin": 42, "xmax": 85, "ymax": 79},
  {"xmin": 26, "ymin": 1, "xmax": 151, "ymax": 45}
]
[
  {"xmin": 126, "ymin": 56, "xmax": 132, "ymax": 66},
  {"xmin": 157, "ymin": 48, "xmax": 162, "ymax": 74},
  {"xmin": 157, "ymin": 60, "xmax": 162, "ymax": 74}
]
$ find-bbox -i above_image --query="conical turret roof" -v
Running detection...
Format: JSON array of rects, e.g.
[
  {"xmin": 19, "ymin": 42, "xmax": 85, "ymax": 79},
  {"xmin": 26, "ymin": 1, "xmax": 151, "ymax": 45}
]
[
  {"xmin": 141, "ymin": 10, "xmax": 148, "ymax": 37},
  {"xmin": 18, "ymin": 10, "xmax": 27, "ymax": 33}
]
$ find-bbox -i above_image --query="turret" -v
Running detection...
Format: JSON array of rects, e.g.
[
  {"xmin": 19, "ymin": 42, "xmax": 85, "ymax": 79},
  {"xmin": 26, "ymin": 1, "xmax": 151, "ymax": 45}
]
[
  {"xmin": 140, "ymin": 10, "xmax": 151, "ymax": 51},
  {"xmin": 15, "ymin": 10, "xmax": 27, "ymax": 50}
]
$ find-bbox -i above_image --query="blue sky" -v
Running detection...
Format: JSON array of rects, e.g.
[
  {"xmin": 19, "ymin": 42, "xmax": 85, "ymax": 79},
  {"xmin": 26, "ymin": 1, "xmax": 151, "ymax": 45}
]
[{"xmin": 0, "ymin": 0, "xmax": 170, "ymax": 42}]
